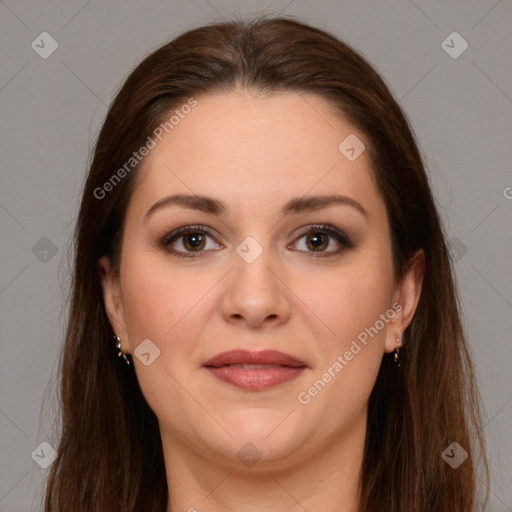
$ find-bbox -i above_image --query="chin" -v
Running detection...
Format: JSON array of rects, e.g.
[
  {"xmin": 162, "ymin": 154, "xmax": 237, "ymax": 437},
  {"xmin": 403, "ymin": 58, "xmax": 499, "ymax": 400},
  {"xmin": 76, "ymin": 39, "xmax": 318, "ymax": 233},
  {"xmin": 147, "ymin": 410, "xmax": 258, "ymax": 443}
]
[{"xmin": 208, "ymin": 417, "xmax": 310, "ymax": 467}]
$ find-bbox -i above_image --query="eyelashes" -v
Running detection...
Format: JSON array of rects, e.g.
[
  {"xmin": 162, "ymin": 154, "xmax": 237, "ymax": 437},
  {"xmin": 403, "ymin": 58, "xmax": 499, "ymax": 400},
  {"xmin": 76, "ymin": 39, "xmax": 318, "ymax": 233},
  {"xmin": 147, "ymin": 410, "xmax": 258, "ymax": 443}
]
[
  {"xmin": 159, "ymin": 223, "xmax": 355, "ymax": 259},
  {"xmin": 160, "ymin": 225, "xmax": 220, "ymax": 257},
  {"xmin": 289, "ymin": 224, "xmax": 355, "ymax": 255}
]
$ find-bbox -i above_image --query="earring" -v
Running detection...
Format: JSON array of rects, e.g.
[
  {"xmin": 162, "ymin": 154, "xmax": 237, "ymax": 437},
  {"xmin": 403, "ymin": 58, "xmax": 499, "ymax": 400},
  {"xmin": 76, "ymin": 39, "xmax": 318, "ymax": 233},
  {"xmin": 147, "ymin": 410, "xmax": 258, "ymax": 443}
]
[
  {"xmin": 394, "ymin": 337, "xmax": 401, "ymax": 367},
  {"xmin": 113, "ymin": 335, "xmax": 130, "ymax": 365}
]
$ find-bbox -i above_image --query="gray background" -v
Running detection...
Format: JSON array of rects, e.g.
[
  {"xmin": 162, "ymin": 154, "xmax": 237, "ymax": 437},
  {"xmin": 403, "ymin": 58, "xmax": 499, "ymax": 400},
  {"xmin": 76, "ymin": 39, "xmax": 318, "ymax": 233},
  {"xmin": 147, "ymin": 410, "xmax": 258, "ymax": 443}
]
[{"xmin": 1, "ymin": 0, "xmax": 511, "ymax": 510}]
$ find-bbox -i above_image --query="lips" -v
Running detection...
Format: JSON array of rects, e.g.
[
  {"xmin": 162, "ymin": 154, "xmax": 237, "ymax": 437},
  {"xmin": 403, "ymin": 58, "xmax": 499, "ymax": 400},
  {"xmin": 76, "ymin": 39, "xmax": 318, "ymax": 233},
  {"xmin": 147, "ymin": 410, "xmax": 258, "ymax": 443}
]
[
  {"xmin": 203, "ymin": 349, "xmax": 307, "ymax": 391},
  {"xmin": 203, "ymin": 349, "xmax": 307, "ymax": 368}
]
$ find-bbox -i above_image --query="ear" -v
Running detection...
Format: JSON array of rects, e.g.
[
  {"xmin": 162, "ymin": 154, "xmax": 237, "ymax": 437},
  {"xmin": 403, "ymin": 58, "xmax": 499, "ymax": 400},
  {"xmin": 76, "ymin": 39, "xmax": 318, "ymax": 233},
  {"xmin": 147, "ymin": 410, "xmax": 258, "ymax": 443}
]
[
  {"xmin": 384, "ymin": 248, "xmax": 425, "ymax": 353},
  {"xmin": 97, "ymin": 255, "xmax": 130, "ymax": 353}
]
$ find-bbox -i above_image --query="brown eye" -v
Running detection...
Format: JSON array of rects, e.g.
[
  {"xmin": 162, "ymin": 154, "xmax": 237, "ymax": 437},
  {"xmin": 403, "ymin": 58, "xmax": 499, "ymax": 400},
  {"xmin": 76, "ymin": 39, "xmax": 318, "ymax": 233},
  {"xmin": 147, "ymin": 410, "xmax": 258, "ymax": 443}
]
[
  {"xmin": 181, "ymin": 232, "xmax": 206, "ymax": 251},
  {"xmin": 305, "ymin": 231, "xmax": 329, "ymax": 251},
  {"xmin": 161, "ymin": 225, "xmax": 221, "ymax": 258},
  {"xmin": 291, "ymin": 225, "xmax": 354, "ymax": 256}
]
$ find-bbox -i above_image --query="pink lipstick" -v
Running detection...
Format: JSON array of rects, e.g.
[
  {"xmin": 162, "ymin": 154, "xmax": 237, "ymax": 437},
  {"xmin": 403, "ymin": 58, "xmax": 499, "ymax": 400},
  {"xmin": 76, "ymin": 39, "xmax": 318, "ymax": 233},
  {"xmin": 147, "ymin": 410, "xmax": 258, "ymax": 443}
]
[{"xmin": 203, "ymin": 349, "xmax": 307, "ymax": 391}]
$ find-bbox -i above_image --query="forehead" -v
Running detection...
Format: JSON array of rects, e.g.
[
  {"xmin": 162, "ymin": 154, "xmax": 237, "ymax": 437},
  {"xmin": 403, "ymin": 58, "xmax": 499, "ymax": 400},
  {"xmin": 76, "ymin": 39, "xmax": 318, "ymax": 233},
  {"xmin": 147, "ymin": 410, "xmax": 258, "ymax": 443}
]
[{"xmin": 127, "ymin": 90, "xmax": 383, "ymax": 219}]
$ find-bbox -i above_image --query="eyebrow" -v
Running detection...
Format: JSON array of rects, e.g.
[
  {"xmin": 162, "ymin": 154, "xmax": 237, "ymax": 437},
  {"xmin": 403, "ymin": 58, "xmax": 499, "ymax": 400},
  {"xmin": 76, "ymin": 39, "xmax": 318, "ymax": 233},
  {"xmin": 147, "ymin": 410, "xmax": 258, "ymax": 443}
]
[{"xmin": 144, "ymin": 193, "xmax": 368, "ymax": 223}]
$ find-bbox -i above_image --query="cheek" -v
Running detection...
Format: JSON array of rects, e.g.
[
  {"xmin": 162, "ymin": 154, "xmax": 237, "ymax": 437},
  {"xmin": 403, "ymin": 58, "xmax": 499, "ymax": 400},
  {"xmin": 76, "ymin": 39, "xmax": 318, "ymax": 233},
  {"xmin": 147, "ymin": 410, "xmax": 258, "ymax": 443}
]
[
  {"xmin": 294, "ymin": 257, "xmax": 393, "ymax": 352},
  {"xmin": 119, "ymin": 257, "xmax": 209, "ymax": 415},
  {"xmin": 121, "ymin": 250, "xmax": 208, "ymax": 343},
  {"xmin": 297, "ymin": 251, "xmax": 394, "ymax": 417},
  {"xmin": 119, "ymin": 251, "xmax": 224, "ymax": 410},
  {"xmin": 295, "ymin": 265, "xmax": 392, "ymax": 432}
]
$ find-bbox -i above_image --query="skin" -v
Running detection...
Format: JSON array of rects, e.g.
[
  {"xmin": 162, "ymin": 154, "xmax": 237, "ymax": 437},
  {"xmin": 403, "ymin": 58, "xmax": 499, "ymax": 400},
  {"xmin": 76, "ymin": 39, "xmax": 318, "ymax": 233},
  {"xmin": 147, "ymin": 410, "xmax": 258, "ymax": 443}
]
[{"xmin": 98, "ymin": 89, "xmax": 424, "ymax": 512}]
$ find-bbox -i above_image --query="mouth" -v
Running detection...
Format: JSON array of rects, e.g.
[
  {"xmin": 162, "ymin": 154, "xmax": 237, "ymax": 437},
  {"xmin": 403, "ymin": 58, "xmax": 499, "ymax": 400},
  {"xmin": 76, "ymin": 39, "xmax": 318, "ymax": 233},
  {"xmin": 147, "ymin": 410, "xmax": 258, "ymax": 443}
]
[{"xmin": 203, "ymin": 349, "xmax": 308, "ymax": 391}]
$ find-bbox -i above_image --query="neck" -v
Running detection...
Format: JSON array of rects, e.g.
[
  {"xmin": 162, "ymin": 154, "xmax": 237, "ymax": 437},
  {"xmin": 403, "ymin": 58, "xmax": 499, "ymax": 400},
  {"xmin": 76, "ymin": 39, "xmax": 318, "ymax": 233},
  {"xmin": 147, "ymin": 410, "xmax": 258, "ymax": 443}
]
[{"xmin": 162, "ymin": 409, "xmax": 366, "ymax": 512}]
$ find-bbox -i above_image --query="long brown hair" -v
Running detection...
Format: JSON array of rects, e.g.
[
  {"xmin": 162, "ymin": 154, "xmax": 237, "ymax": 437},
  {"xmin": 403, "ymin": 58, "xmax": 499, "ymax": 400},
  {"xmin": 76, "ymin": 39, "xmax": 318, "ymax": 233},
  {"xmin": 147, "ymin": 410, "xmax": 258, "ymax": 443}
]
[{"xmin": 44, "ymin": 14, "xmax": 489, "ymax": 511}]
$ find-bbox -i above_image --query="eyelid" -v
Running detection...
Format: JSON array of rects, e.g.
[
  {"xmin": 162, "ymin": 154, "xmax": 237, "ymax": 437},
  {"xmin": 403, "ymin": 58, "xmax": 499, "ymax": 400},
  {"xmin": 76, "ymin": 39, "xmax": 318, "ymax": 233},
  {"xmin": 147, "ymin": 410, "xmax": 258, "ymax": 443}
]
[
  {"xmin": 289, "ymin": 224, "xmax": 354, "ymax": 253},
  {"xmin": 160, "ymin": 224, "xmax": 219, "ymax": 257}
]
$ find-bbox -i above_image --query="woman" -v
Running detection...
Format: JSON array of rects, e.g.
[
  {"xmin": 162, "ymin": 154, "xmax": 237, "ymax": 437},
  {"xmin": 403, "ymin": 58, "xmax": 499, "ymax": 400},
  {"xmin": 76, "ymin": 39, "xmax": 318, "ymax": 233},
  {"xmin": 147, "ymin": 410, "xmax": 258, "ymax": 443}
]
[{"xmin": 45, "ymin": 14, "xmax": 489, "ymax": 512}]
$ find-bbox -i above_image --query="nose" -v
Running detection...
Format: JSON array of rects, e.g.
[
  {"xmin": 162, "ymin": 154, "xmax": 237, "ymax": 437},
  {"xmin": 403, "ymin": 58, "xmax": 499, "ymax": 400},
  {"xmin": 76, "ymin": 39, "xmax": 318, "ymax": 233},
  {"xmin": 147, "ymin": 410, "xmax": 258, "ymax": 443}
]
[{"xmin": 221, "ymin": 243, "xmax": 292, "ymax": 329}]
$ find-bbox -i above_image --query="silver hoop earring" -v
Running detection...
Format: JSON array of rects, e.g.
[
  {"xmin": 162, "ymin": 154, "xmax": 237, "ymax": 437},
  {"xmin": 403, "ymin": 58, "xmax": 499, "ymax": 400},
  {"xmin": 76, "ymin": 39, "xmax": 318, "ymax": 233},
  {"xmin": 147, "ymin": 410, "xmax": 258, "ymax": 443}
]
[{"xmin": 113, "ymin": 335, "xmax": 130, "ymax": 365}]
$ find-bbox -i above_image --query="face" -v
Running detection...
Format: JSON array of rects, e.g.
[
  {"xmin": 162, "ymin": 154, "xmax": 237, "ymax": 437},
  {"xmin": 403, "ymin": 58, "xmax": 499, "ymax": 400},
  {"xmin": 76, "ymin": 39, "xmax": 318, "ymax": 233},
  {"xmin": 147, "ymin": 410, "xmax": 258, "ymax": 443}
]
[{"xmin": 99, "ymin": 90, "xmax": 423, "ymax": 471}]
